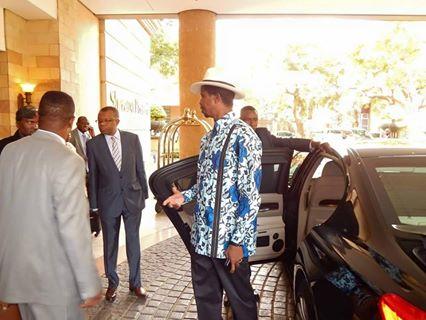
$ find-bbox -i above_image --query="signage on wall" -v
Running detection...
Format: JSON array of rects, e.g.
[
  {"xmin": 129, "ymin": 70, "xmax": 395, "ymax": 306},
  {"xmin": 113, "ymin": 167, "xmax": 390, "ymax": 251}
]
[
  {"xmin": 105, "ymin": 83, "xmax": 150, "ymax": 131},
  {"xmin": 109, "ymin": 90, "xmax": 148, "ymax": 117}
]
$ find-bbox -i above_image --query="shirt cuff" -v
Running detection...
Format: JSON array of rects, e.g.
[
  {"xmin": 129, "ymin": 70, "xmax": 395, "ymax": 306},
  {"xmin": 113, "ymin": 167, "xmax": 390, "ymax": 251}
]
[{"xmin": 181, "ymin": 191, "xmax": 192, "ymax": 204}]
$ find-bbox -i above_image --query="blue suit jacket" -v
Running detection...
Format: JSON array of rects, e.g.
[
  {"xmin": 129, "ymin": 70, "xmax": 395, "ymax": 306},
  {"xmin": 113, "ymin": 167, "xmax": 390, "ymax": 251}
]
[{"xmin": 87, "ymin": 130, "xmax": 148, "ymax": 217}]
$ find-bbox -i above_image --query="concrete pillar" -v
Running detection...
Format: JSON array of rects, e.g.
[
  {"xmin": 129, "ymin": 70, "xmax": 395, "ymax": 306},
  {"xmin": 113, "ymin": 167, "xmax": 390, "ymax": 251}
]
[{"xmin": 178, "ymin": 10, "xmax": 216, "ymax": 159}]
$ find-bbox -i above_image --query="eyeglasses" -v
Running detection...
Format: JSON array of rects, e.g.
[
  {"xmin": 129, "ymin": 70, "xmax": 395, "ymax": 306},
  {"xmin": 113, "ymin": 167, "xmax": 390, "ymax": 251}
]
[{"xmin": 96, "ymin": 119, "xmax": 117, "ymax": 124}]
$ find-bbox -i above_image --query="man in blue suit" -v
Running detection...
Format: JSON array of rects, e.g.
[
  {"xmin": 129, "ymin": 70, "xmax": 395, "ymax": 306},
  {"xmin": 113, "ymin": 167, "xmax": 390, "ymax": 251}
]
[{"xmin": 87, "ymin": 106, "xmax": 149, "ymax": 302}]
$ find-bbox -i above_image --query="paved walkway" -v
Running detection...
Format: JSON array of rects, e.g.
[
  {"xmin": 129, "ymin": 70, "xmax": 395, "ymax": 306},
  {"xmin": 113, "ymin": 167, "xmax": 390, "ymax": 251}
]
[{"xmin": 86, "ymin": 236, "xmax": 295, "ymax": 320}]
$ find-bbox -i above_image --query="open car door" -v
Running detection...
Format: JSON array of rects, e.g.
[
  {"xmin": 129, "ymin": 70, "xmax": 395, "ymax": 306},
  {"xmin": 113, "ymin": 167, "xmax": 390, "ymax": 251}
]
[{"xmin": 149, "ymin": 148, "xmax": 294, "ymax": 262}]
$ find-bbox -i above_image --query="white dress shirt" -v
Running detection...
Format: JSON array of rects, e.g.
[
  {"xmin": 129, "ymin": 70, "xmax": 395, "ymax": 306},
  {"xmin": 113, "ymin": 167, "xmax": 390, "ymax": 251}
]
[{"xmin": 104, "ymin": 130, "xmax": 122, "ymax": 165}]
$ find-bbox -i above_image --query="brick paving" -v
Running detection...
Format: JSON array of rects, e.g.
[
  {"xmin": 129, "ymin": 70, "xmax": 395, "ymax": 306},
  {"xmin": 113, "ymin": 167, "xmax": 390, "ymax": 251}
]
[{"xmin": 86, "ymin": 236, "xmax": 295, "ymax": 320}]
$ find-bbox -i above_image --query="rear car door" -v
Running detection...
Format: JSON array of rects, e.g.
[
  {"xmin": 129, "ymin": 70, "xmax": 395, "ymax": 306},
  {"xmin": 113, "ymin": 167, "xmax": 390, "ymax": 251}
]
[{"xmin": 149, "ymin": 148, "xmax": 293, "ymax": 262}]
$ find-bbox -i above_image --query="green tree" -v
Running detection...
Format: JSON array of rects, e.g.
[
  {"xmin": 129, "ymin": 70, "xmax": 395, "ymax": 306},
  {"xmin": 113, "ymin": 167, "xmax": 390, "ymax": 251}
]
[
  {"xmin": 150, "ymin": 32, "xmax": 178, "ymax": 77},
  {"xmin": 278, "ymin": 45, "xmax": 346, "ymax": 136},
  {"xmin": 351, "ymin": 24, "xmax": 426, "ymax": 125}
]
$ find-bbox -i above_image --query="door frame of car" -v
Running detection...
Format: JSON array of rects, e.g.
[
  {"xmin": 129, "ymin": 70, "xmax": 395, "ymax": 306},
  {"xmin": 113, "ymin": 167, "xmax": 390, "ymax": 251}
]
[
  {"xmin": 149, "ymin": 148, "xmax": 294, "ymax": 260},
  {"xmin": 283, "ymin": 148, "xmax": 350, "ymax": 261}
]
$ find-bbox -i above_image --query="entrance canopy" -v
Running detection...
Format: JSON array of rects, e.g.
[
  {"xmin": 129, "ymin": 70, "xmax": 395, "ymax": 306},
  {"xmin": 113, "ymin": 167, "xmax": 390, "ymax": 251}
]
[{"xmin": 80, "ymin": 0, "xmax": 425, "ymax": 16}]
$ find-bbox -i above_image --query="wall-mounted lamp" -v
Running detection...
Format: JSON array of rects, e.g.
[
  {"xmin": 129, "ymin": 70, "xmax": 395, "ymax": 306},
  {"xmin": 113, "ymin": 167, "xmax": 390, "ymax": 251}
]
[{"xmin": 17, "ymin": 83, "xmax": 36, "ymax": 109}]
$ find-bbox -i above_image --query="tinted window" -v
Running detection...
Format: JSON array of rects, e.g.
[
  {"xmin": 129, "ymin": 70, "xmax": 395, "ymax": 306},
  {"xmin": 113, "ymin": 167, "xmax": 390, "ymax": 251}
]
[
  {"xmin": 371, "ymin": 161, "xmax": 426, "ymax": 226},
  {"xmin": 260, "ymin": 163, "xmax": 281, "ymax": 193}
]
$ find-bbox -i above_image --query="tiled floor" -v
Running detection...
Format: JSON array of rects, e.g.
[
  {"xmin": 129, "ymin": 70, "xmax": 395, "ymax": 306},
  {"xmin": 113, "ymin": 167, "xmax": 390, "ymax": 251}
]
[
  {"xmin": 91, "ymin": 199, "xmax": 178, "ymax": 274},
  {"xmin": 86, "ymin": 204, "xmax": 295, "ymax": 319}
]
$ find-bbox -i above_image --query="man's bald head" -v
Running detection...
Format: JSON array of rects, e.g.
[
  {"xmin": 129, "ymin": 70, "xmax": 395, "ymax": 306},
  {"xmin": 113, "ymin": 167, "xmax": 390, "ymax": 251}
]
[
  {"xmin": 39, "ymin": 91, "xmax": 75, "ymax": 122},
  {"xmin": 240, "ymin": 105, "xmax": 258, "ymax": 129},
  {"xmin": 38, "ymin": 91, "xmax": 75, "ymax": 139}
]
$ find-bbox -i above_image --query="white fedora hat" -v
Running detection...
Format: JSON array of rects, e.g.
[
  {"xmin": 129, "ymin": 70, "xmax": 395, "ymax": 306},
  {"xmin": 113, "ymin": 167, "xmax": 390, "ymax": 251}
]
[{"xmin": 190, "ymin": 67, "xmax": 245, "ymax": 99}]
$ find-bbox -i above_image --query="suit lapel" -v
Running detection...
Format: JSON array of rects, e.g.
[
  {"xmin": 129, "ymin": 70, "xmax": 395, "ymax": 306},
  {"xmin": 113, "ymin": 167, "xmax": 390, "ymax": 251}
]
[{"xmin": 73, "ymin": 130, "xmax": 83, "ymax": 154}]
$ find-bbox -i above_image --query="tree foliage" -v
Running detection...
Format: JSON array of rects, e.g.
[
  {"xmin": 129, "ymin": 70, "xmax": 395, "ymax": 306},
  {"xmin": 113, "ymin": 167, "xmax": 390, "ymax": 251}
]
[
  {"xmin": 150, "ymin": 32, "xmax": 178, "ymax": 77},
  {"xmin": 262, "ymin": 23, "xmax": 426, "ymax": 137},
  {"xmin": 277, "ymin": 45, "xmax": 346, "ymax": 136},
  {"xmin": 351, "ymin": 24, "xmax": 426, "ymax": 120}
]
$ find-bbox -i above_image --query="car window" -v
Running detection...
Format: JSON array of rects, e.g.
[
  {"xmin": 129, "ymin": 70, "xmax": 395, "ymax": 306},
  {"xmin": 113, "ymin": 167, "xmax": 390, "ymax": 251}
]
[
  {"xmin": 375, "ymin": 166, "xmax": 426, "ymax": 226},
  {"xmin": 174, "ymin": 175, "xmax": 197, "ymax": 191},
  {"xmin": 260, "ymin": 163, "xmax": 281, "ymax": 193},
  {"xmin": 289, "ymin": 151, "xmax": 309, "ymax": 184},
  {"xmin": 311, "ymin": 158, "xmax": 334, "ymax": 178}
]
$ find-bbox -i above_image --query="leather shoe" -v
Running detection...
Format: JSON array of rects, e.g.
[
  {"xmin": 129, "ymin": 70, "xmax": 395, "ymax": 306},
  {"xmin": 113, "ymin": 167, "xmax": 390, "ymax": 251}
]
[
  {"xmin": 129, "ymin": 286, "xmax": 147, "ymax": 298},
  {"xmin": 105, "ymin": 287, "xmax": 117, "ymax": 302}
]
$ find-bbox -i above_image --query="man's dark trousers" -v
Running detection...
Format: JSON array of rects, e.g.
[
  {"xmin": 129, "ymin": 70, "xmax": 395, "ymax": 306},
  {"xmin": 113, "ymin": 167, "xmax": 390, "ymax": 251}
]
[
  {"xmin": 101, "ymin": 207, "xmax": 142, "ymax": 288},
  {"xmin": 191, "ymin": 252, "xmax": 257, "ymax": 320}
]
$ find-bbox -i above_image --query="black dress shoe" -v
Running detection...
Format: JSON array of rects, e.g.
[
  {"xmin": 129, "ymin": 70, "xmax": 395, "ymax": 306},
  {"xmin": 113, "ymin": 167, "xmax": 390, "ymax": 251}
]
[
  {"xmin": 105, "ymin": 287, "xmax": 117, "ymax": 302},
  {"xmin": 129, "ymin": 286, "xmax": 147, "ymax": 298}
]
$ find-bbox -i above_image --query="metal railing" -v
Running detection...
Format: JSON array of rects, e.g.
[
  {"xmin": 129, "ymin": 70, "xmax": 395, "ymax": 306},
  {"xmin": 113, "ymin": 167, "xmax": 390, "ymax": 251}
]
[{"xmin": 157, "ymin": 108, "xmax": 211, "ymax": 168}]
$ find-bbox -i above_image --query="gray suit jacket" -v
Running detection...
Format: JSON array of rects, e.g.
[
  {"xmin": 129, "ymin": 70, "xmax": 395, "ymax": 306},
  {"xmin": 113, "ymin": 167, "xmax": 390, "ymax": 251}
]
[
  {"xmin": 87, "ymin": 130, "xmax": 148, "ymax": 217},
  {"xmin": 69, "ymin": 128, "xmax": 90, "ymax": 161},
  {"xmin": 0, "ymin": 130, "xmax": 101, "ymax": 305}
]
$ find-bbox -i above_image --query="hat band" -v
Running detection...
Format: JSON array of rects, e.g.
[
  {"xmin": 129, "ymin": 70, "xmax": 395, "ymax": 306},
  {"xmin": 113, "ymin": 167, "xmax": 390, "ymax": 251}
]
[{"xmin": 202, "ymin": 79, "xmax": 235, "ymax": 88}]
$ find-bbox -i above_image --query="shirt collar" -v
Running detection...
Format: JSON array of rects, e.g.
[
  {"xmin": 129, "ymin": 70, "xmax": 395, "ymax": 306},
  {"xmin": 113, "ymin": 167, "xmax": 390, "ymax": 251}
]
[
  {"xmin": 37, "ymin": 129, "xmax": 66, "ymax": 145},
  {"xmin": 213, "ymin": 111, "xmax": 236, "ymax": 133},
  {"xmin": 105, "ymin": 130, "xmax": 120, "ymax": 141}
]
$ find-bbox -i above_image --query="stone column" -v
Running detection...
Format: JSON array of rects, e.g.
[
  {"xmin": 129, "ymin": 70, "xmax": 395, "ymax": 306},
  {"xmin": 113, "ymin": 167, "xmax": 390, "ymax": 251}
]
[{"xmin": 178, "ymin": 10, "xmax": 216, "ymax": 159}]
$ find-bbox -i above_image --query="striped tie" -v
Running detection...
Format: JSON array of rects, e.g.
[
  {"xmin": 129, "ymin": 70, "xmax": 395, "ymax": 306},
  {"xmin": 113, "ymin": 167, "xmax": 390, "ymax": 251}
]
[{"xmin": 111, "ymin": 136, "xmax": 121, "ymax": 170}]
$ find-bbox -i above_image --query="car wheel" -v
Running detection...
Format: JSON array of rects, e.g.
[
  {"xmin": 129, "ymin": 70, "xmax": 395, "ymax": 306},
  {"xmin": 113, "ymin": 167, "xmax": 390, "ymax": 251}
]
[{"xmin": 295, "ymin": 275, "xmax": 316, "ymax": 320}]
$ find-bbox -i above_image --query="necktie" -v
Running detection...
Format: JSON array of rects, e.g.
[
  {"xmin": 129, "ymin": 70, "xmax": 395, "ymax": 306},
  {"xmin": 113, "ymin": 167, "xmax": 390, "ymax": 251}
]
[{"xmin": 111, "ymin": 136, "xmax": 121, "ymax": 170}]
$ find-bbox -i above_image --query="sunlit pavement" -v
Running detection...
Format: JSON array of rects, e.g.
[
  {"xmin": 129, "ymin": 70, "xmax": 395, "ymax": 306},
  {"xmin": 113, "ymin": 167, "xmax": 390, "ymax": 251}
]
[{"xmin": 86, "ymin": 233, "xmax": 295, "ymax": 320}]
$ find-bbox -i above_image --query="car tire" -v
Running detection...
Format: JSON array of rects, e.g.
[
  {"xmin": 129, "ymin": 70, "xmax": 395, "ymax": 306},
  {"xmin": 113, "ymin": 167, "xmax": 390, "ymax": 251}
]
[{"xmin": 295, "ymin": 274, "xmax": 317, "ymax": 320}]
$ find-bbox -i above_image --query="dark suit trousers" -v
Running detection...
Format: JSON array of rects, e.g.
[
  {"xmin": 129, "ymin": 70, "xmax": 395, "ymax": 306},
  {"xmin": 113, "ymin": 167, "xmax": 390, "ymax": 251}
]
[
  {"xmin": 101, "ymin": 209, "xmax": 142, "ymax": 289},
  {"xmin": 191, "ymin": 252, "xmax": 258, "ymax": 320}
]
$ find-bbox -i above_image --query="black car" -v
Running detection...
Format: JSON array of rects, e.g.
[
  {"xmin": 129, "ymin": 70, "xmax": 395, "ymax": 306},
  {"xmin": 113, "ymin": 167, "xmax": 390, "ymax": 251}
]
[
  {"xmin": 149, "ymin": 146, "xmax": 426, "ymax": 320},
  {"xmin": 287, "ymin": 146, "xmax": 426, "ymax": 320}
]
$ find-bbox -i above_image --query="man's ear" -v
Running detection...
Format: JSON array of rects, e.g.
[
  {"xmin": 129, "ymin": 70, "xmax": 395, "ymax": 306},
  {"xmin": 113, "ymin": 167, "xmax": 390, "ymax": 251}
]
[
  {"xmin": 68, "ymin": 116, "xmax": 75, "ymax": 128},
  {"xmin": 213, "ymin": 93, "xmax": 222, "ymax": 104}
]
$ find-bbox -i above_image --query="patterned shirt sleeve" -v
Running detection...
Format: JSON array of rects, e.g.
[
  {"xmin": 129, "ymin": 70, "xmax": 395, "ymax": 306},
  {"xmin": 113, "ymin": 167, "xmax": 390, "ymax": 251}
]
[
  {"xmin": 230, "ymin": 128, "xmax": 262, "ymax": 246},
  {"xmin": 182, "ymin": 184, "xmax": 198, "ymax": 204}
]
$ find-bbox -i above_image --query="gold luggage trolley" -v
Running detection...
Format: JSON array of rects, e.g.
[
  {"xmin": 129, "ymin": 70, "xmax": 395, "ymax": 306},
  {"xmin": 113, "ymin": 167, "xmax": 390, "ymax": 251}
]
[{"xmin": 157, "ymin": 108, "xmax": 211, "ymax": 169}]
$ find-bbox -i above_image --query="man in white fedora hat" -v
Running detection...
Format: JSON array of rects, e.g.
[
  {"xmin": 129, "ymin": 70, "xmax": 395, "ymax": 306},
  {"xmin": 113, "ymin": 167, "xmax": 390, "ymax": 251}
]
[{"xmin": 163, "ymin": 67, "xmax": 262, "ymax": 320}]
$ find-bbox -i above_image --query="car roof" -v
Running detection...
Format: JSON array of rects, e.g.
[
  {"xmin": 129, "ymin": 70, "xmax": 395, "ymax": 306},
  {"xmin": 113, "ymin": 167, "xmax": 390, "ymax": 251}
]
[
  {"xmin": 328, "ymin": 141, "xmax": 426, "ymax": 159},
  {"xmin": 349, "ymin": 143, "xmax": 426, "ymax": 158}
]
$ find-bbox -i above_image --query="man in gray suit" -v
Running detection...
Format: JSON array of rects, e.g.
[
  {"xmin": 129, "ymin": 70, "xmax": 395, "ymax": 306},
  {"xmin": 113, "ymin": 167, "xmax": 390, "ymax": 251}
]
[
  {"xmin": 69, "ymin": 116, "xmax": 95, "ymax": 166},
  {"xmin": 0, "ymin": 91, "xmax": 102, "ymax": 320},
  {"xmin": 87, "ymin": 106, "xmax": 149, "ymax": 302}
]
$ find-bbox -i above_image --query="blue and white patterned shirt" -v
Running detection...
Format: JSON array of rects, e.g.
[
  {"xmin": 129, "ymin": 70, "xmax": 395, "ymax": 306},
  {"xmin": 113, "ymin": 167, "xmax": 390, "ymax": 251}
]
[{"xmin": 182, "ymin": 111, "xmax": 262, "ymax": 259}]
